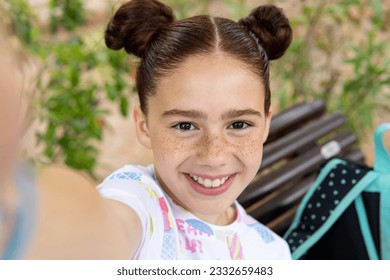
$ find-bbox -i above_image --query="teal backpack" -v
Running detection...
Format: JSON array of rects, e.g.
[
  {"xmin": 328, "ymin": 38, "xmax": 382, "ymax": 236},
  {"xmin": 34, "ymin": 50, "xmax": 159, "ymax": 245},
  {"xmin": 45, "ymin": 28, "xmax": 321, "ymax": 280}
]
[{"xmin": 284, "ymin": 123, "xmax": 390, "ymax": 259}]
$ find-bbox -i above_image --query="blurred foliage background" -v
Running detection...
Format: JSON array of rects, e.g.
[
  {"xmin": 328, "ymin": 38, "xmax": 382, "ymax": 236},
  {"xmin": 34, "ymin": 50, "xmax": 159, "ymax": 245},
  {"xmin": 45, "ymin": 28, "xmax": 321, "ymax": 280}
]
[{"xmin": 2, "ymin": 0, "xmax": 390, "ymax": 179}]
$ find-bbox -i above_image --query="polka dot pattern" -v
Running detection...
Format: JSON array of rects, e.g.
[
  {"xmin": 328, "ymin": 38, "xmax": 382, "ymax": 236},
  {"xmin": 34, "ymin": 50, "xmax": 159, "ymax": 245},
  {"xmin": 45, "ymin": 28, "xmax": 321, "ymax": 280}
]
[{"xmin": 285, "ymin": 160, "xmax": 368, "ymax": 252}]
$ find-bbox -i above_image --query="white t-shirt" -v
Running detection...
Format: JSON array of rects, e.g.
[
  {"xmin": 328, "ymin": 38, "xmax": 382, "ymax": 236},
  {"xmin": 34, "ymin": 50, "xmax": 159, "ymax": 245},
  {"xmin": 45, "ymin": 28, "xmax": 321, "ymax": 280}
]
[{"xmin": 97, "ymin": 164, "xmax": 291, "ymax": 260}]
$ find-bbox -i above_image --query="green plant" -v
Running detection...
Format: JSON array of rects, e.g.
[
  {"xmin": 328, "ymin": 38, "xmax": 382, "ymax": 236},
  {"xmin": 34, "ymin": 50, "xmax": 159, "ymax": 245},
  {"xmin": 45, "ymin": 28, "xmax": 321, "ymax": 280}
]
[
  {"xmin": 334, "ymin": 30, "xmax": 390, "ymax": 134},
  {"xmin": 35, "ymin": 36, "xmax": 132, "ymax": 178},
  {"xmin": 2, "ymin": 0, "xmax": 40, "ymax": 46},
  {"xmin": 49, "ymin": 0, "xmax": 85, "ymax": 33},
  {"xmin": 5, "ymin": 0, "xmax": 133, "ymax": 178},
  {"xmin": 4, "ymin": 0, "xmax": 390, "ymax": 177},
  {"xmin": 103, "ymin": 48, "xmax": 132, "ymax": 117},
  {"xmin": 38, "ymin": 38, "xmax": 100, "ymax": 177},
  {"xmin": 272, "ymin": 0, "xmax": 390, "ymax": 138}
]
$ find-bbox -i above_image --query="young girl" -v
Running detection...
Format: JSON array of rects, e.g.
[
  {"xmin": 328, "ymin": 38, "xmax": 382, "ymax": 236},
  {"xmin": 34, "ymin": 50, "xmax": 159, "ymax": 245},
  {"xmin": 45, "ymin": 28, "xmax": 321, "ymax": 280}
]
[
  {"xmin": 4, "ymin": 0, "xmax": 292, "ymax": 260},
  {"xmin": 97, "ymin": 0, "xmax": 293, "ymax": 259}
]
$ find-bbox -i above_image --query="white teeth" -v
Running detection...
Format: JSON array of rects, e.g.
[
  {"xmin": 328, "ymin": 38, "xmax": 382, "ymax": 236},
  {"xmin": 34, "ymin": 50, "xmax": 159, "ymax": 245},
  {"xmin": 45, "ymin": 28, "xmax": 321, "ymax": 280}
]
[
  {"xmin": 204, "ymin": 179, "xmax": 212, "ymax": 188},
  {"xmin": 212, "ymin": 179, "xmax": 221, "ymax": 188},
  {"xmin": 189, "ymin": 174, "xmax": 230, "ymax": 188}
]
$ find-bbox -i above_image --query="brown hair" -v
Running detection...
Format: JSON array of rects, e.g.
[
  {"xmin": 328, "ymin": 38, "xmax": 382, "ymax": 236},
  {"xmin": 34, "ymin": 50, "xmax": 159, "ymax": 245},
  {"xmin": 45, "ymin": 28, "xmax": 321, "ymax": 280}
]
[{"xmin": 105, "ymin": 0, "xmax": 292, "ymax": 114}]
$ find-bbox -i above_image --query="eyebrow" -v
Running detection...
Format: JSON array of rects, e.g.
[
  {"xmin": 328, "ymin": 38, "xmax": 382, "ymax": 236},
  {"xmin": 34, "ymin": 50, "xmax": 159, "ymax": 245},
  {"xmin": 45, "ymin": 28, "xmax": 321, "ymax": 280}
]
[
  {"xmin": 161, "ymin": 108, "xmax": 262, "ymax": 120},
  {"xmin": 222, "ymin": 109, "xmax": 262, "ymax": 119},
  {"xmin": 161, "ymin": 109, "xmax": 207, "ymax": 119}
]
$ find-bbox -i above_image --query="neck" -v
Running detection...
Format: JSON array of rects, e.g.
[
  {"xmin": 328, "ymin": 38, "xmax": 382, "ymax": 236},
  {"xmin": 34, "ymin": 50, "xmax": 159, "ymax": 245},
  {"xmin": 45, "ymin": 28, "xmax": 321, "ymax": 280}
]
[{"xmin": 191, "ymin": 206, "xmax": 237, "ymax": 226}]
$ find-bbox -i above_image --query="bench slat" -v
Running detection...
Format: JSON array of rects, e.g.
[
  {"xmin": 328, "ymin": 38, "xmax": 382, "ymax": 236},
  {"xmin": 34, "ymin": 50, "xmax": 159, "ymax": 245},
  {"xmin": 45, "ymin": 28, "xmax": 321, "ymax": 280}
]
[
  {"xmin": 267, "ymin": 100, "xmax": 326, "ymax": 143},
  {"xmin": 261, "ymin": 113, "xmax": 346, "ymax": 169},
  {"xmin": 239, "ymin": 131, "xmax": 358, "ymax": 207}
]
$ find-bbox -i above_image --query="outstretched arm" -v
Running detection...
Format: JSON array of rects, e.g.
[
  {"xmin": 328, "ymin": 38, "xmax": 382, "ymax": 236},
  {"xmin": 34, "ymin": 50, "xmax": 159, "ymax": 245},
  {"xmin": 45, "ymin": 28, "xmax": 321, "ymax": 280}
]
[{"xmin": 26, "ymin": 165, "xmax": 142, "ymax": 259}]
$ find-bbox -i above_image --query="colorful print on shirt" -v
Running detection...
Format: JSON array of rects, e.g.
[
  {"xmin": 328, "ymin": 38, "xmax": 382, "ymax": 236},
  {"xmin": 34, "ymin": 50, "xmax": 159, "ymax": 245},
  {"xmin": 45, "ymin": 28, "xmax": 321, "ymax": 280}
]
[{"xmin": 97, "ymin": 164, "xmax": 292, "ymax": 260}]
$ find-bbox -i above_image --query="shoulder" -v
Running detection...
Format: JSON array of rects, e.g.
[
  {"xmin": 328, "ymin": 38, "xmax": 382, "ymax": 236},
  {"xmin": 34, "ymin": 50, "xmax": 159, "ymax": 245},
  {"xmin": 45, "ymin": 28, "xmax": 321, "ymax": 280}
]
[
  {"xmin": 103, "ymin": 164, "xmax": 155, "ymax": 183},
  {"xmin": 98, "ymin": 164, "xmax": 161, "ymax": 194},
  {"xmin": 97, "ymin": 164, "xmax": 172, "ymax": 259},
  {"xmin": 96, "ymin": 164, "xmax": 164, "ymax": 219}
]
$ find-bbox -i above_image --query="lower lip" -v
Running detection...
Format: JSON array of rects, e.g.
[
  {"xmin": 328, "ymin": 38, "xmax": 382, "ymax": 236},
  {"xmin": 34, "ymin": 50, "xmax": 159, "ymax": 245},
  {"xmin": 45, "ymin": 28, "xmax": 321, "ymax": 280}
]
[{"xmin": 184, "ymin": 173, "xmax": 236, "ymax": 196}]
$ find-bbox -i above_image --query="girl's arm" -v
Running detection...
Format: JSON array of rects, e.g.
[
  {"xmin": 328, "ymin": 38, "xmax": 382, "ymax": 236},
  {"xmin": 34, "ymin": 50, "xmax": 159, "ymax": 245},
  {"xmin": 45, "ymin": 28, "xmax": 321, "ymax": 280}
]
[{"xmin": 26, "ymin": 165, "xmax": 142, "ymax": 259}]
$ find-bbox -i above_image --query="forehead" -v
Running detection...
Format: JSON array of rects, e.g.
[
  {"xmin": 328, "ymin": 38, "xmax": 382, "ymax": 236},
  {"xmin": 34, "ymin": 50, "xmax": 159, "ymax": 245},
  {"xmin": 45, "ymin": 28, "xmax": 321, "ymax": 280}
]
[{"xmin": 151, "ymin": 54, "xmax": 265, "ymax": 113}]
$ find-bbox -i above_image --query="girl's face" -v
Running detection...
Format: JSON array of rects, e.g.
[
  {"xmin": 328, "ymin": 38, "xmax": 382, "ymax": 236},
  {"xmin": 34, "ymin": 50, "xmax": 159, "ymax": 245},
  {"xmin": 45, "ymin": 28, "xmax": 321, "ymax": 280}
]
[{"xmin": 134, "ymin": 54, "xmax": 271, "ymax": 224}]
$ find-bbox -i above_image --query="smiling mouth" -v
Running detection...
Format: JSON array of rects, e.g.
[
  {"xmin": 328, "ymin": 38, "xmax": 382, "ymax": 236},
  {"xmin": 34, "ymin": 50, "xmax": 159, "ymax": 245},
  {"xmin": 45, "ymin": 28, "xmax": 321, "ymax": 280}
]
[{"xmin": 187, "ymin": 174, "xmax": 231, "ymax": 188}]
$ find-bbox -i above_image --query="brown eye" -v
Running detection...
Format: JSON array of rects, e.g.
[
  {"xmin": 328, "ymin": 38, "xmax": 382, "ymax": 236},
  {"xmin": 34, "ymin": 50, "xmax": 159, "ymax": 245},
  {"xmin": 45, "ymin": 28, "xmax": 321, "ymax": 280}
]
[
  {"xmin": 173, "ymin": 122, "xmax": 196, "ymax": 131},
  {"xmin": 229, "ymin": 121, "xmax": 251, "ymax": 130}
]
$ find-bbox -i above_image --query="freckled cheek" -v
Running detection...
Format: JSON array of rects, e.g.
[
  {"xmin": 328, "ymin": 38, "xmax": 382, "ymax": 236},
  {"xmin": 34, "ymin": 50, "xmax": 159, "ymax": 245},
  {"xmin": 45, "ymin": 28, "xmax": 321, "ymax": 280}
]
[
  {"xmin": 230, "ymin": 134, "xmax": 264, "ymax": 162},
  {"xmin": 151, "ymin": 132, "xmax": 196, "ymax": 161}
]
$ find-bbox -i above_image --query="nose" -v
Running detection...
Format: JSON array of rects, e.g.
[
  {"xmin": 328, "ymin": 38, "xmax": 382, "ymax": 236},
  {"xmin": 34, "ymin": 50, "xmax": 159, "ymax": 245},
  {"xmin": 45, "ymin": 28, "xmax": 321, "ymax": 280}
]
[{"xmin": 196, "ymin": 134, "xmax": 230, "ymax": 167}]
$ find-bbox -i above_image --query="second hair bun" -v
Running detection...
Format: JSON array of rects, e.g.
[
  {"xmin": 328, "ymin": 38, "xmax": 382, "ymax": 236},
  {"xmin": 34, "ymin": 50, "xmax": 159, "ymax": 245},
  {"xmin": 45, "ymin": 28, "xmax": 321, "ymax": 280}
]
[{"xmin": 239, "ymin": 5, "xmax": 293, "ymax": 60}]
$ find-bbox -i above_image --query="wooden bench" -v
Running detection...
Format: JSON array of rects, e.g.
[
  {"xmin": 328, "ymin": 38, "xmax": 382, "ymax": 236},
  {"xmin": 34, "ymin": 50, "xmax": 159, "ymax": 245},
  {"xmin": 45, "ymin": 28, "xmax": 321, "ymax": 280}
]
[{"xmin": 238, "ymin": 100, "xmax": 365, "ymax": 235}]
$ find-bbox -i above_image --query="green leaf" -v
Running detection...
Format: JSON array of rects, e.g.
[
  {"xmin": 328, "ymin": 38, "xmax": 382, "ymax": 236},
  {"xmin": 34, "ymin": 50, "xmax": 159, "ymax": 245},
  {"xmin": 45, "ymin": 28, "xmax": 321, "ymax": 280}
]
[
  {"xmin": 64, "ymin": 147, "xmax": 97, "ymax": 171},
  {"xmin": 120, "ymin": 96, "xmax": 129, "ymax": 117},
  {"xmin": 105, "ymin": 82, "xmax": 117, "ymax": 101}
]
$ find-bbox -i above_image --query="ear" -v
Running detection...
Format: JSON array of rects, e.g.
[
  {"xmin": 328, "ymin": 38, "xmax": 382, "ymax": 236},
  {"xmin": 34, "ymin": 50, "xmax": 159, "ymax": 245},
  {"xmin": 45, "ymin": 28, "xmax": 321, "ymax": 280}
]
[
  {"xmin": 133, "ymin": 105, "xmax": 152, "ymax": 149},
  {"xmin": 262, "ymin": 109, "xmax": 272, "ymax": 144}
]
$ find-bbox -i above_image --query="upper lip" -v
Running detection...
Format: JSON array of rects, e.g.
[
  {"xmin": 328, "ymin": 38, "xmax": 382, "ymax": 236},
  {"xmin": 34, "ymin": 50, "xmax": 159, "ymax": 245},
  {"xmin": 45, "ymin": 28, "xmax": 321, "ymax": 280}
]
[{"xmin": 185, "ymin": 172, "xmax": 235, "ymax": 180}]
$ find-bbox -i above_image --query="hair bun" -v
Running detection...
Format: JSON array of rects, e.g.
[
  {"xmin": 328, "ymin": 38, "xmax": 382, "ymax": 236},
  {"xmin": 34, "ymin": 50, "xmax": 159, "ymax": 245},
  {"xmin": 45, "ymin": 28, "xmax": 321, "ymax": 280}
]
[
  {"xmin": 105, "ymin": 0, "xmax": 175, "ymax": 58},
  {"xmin": 239, "ymin": 5, "xmax": 293, "ymax": 60}
]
